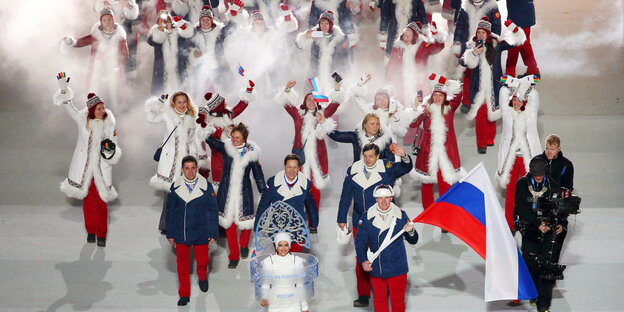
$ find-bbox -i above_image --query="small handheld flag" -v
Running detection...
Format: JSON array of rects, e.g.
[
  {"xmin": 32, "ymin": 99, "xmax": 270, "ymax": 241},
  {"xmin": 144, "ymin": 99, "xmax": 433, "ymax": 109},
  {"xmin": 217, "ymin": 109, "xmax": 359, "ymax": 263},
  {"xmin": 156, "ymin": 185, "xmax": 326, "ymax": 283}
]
[
  {"xmin": 238, "ymin": 65, "xmax": 245, "ymax": 77},
  {"xmin": 308, "ymin": 77, "xmax": 329, "ymax": 103}
]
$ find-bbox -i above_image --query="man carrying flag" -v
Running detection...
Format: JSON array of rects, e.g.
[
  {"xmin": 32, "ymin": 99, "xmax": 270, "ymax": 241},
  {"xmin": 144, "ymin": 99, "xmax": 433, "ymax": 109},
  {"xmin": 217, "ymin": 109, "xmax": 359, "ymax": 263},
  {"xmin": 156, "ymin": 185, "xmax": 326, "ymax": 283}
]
[
  {"xmin": 337, "ymin": 143, "xmax": 412, "ymax": 307},
  {"xmin": 354, "ymin": 185, "xmax": 418, "ymax": 312},
  {"xmin": 413, "ymin": 162, "xmax": 538, "ymax": 303}
]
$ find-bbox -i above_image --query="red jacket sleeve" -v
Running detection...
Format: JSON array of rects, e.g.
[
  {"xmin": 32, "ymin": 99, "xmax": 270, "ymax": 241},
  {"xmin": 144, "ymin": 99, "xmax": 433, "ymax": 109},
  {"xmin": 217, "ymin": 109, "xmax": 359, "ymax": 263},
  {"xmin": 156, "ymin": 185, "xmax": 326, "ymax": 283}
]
[
  {"xmin": 74, "ymin": 34, "xmax": 96, "ymax": 47},
  {"xmin": 231, "ymin": 100, "xmax": 249, "ymax": 118}
]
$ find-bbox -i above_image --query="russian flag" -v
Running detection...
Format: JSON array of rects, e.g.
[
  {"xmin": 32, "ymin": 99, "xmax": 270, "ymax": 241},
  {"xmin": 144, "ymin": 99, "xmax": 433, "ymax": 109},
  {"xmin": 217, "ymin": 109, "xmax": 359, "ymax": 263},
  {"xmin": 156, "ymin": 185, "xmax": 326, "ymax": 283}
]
[
  {"xmin": 308, "ymin": 77, "xmax": 330, "ymax": 103},
  {"xmin": 238, "ymin": 65, "xmax": 245, "ymax": 77},
  {"xmin": 414, "ymin": 162, "xmax": 537, "ymax": 302}
]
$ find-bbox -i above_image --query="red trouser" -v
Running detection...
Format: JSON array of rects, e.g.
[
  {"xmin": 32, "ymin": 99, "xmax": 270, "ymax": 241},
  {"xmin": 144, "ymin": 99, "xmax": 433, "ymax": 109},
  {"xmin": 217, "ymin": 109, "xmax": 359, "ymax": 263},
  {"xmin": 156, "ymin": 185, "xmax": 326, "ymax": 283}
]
[
  {"xmin": 505, "ymin": 27, "xmax": 539, "ymax": 77},
  {"xmin": 310, "ymin": 176, "xmax": 321, "ymax": 211},
  {"xmin": 505, "ymin": 156, "xmax": 527, "ymax": 230},
  {"xmin": 421, "ymin": 170, "xmax": 451, "ymax": 210},
  {"xmin": 176, "ymin": 243, "xmax": 209, "ymax": 297},
  {"xmin": 475, "ymin": 104, "xmax": 496, "ymax": 148},
  {"xmin": 225, "ymin": 224, "xmax": 251, "ymax": 260},
  {"xmin": 352, "ymin": 227, "xmax": 371, "ymax": 296},
  {"xmin": 83, "ymin": 179, "xmax": 108, "ymax": 238},
  {"xmin": 461, "ymin": 68, "xmax": 473, "ymax": 106},
  {"xmin": 370, "ymin": 274, "xmax": 408, "ymax": 312}
]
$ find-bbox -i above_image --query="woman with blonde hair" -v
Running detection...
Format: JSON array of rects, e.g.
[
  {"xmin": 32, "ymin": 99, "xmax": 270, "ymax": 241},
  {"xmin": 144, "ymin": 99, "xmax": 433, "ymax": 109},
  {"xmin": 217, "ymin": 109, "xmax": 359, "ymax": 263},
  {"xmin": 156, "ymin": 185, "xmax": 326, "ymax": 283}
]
[{"xmin": 145, "ymin": 90, "xmax": 200, "ymax": 234}]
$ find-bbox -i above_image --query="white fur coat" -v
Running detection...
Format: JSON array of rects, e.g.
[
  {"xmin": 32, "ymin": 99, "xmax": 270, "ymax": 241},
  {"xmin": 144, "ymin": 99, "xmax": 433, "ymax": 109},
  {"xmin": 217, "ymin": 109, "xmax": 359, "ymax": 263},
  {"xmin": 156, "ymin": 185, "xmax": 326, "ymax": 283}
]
[
  {"xmin": 496, "ymin": 87, "xmax": 541, "ymax": 188},
  {"xmin": 53, "ymin": 89, "xmax": 122, "ymax": 202},
  {"xmin": 145, "ymin": 97, "xmax": 199, "ymax": 190}
]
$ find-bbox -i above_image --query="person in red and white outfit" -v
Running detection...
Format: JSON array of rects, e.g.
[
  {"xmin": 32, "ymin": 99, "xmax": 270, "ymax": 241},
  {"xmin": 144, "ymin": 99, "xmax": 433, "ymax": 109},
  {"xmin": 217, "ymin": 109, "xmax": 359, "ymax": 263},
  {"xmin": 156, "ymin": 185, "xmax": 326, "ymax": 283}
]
[
  {"xmin": 275, "ymin": 79, "xmax": 344, "ymax": 211},
  {"xmin": 496, "ymin": 75, "xmax": 541, "ymax": 230},
  {"xmin": 385, "ymin": 21, "xmax": 445, "ymax": 105},
  {"xmin": 459, "ymin": 17, "xmax": 526, "ymax": 154},
  {"xmin": 409, "ymin": 74, "xmax": 465, "ymax": 211},
  {"xmin": 53, "ymin": 73, "xmax": 122, "ymax": 247},
  {"xmin": 63, "ymin": 7, "xmax": 130, "ymax": 110}
]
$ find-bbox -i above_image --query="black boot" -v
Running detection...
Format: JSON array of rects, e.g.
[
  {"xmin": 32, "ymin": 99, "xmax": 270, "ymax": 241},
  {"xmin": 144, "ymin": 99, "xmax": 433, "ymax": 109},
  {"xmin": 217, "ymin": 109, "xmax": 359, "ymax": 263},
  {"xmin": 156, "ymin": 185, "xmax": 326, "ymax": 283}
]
[
  {"xmin": 97, "ymin": 237, "xmax": 106, "ymax": 247},
  {"xmin": 228, "ymin": 260, "xmax": 239, "ymax": 269},
  {"xmin": 199, "ymin": 277, "xmax": 209, "ymax": 292},
  {"xmin": 477, "ymin": 147, "xmax": 487, "ymax": 154},
  {"xmin": 353, "ymin": 295, "xmax": 370, "ymax": 307},
  {"xmin": 240, "ymin": 247, "xmax": 249, "ymax": 259},
  {"xmin": 87, "ymin": 233, "xmax": 96, "ymax": 243},
  {"xmin": 177, "ymin": 297, "xmax": 190, "ymax": 306}
]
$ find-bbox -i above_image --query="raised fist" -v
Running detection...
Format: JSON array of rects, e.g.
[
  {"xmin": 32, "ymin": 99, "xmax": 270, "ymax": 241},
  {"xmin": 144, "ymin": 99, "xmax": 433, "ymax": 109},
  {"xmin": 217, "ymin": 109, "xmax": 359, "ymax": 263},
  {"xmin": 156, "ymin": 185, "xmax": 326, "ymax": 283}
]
[{"xmin": 56, "ymin": 72, "xmax": 70, "ymax": 91}]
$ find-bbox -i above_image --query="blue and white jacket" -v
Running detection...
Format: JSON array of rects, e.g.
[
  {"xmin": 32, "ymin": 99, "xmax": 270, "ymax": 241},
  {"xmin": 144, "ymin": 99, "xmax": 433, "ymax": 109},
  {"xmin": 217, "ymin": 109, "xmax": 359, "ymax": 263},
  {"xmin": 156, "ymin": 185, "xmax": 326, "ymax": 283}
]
[
  {"xmin": 255, "ymin": 171, "xmax": 319, "ymax": 229},
  {"xmin": 354, "ymin": 203, "xmax": 418, "ymax": 278},
  {"xmin": 166, "ymin": 175, "xmax": 219, "ymax": 245},
  {"xmin": 337, "ymin": 156, "xmax": 412, "ymax": 228}
]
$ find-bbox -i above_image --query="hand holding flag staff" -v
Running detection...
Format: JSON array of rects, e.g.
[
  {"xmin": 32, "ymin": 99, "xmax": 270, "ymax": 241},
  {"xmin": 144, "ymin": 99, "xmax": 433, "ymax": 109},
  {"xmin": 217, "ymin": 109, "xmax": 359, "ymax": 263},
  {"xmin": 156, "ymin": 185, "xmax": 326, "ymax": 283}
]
[
  {"xmin": 237, "ymin": 65, "xmax": 255, "ymax": 93},
  {"xmin": 308, "ymin": 77, "xmax": 329, "ymax": 104}
]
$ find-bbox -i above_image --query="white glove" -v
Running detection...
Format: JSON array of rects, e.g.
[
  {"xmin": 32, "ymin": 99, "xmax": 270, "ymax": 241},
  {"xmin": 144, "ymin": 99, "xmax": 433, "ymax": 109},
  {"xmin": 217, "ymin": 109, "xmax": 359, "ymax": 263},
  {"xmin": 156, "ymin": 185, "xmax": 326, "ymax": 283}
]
[
  {"xmin": 336, "ymin": 225, "xmax": 352, "ymax": 245},
  {"xmin": 56, "ymin": 72, "xmax": 70, "ymax": 91},
  {"xmin": 63, "ymin": 36, "xmax": 75, "ymax": 46}
]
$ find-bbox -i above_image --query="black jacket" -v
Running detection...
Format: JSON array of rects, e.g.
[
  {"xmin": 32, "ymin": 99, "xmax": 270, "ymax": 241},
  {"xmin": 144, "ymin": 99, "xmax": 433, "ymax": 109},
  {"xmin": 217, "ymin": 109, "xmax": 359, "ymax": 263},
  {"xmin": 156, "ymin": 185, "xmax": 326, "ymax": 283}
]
[{"xmin": 535, "ymin": 151, "xmax": 574, "ymax": 191}]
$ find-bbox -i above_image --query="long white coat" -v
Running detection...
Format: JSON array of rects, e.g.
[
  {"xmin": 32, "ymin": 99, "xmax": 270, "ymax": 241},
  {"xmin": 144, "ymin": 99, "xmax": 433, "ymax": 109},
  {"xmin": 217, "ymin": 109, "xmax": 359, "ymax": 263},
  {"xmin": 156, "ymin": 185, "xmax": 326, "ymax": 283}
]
[
  {"xmin": 53, "ymin": 89, "xmax": 122, "ymax": 202},
  {"xmin": 145, "ymin": 97, "xmax": 200, "ymax": 190},
  {"xmin": 496, "ymin": 87, "xmax": 541, "ymax": 187}
]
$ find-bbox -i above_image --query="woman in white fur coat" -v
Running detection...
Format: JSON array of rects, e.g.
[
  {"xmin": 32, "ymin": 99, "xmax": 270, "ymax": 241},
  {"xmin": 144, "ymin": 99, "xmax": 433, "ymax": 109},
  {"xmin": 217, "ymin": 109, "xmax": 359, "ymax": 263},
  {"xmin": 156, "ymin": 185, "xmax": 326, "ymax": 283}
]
[
  {"xmin": 147, "ymin": 10, "xmax": 194, "ymax": 95},
  {"xmin": 351, "ymin": 74, "xmax": 423, "ymax": 141},
  {"xmin": 144, "ymin": 91, "xmax": 200, "ymax": 233},
  {"xmin": 224, "ymin": 7, "xmax": 298, "ymax": 96},
  {"xmin": 53, "ymin": 73, "xmax": 122, "ymax": 247},
  {"xmin": 185, "ymin": 5, "xmax": 229, "ymax": 98},
  {"xmin": 62, "ymin": 7, "xmax": 130, "ymax": 110},
  {"xmin": 496, "ymin": 75, "xmax": 541, "ymax": 230},
  {"xmin": 295, "ymin": 10, "xmax": 349, "ymax": 93}
]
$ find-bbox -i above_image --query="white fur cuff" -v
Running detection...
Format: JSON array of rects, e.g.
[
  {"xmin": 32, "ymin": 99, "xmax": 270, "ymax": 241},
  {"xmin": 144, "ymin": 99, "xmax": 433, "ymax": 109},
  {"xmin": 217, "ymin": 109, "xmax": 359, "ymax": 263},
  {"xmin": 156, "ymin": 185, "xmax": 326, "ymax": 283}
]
[
  {"xmin": 239, "ymin": 88, "xmax": 257, "ymax": 103},
  {"xmin": 316, "ymin": 118, "xmax": 337, "ymax": 139},
  {"xmin": 53, "ymin": 87, "xmax": 74, "ymax": 106}
]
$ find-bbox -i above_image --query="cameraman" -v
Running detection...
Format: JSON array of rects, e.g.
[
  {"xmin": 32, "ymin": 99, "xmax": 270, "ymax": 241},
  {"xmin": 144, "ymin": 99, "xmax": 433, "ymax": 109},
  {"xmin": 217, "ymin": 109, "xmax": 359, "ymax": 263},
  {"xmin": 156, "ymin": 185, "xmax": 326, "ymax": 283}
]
[
  {"xmin": 515, "ymin": 157, "xmax": 566, "ymax": 312},
  {"xmin": 536, "ymin": 134, "xmax": 574, "ymax": 190}
]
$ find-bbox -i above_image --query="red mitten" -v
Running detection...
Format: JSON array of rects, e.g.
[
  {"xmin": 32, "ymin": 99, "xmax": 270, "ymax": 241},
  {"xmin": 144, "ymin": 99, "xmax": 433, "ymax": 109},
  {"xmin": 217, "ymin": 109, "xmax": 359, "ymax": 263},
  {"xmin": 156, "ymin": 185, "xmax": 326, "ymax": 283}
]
[
  {"xmin": 280, "ymin": 3, "xmax": 291, "ymax": 21},
  {"xmin": 196, "ymin": 113, "xmax": 207, "ymax": 128},
  {"xmin": 230, "ymin": 0, "xmax": 243, "ymax": 16},
  {"xmin": 504, "ymin": 20, "xmax": 512, "ymax": 27},
  {"xmin": 429, "ymin": 73, "xmax": 437, "ymax": 81},
  {"xmin": 431, "ymin": 21, "xmax": 438, "ymax": 35},
  {"xmin": 246, "ymin": 80, "xmax": 255, "ymax": 93}
]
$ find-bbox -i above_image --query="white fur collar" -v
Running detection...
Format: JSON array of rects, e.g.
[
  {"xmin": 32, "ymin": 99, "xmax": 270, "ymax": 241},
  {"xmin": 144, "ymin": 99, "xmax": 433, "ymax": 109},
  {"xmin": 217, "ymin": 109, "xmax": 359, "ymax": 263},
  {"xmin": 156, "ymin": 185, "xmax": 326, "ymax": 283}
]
[
  {"xmin": 274, "ymin": 170, "xmax": 307, "ymax": 200},
  {"xmin": 223, "ymin": 139, "xmax": 261, "ymax": 163},
  {"xmin": 173, "ymin": 175, "xmax": 209, "ymax": 203},
  {"xmin": 90, "ymin": 22, "xmax": 127, "ymax": 41},
  {"xmin": 367, "ymin": 202, "xmax": 402, "ymax": 230},
  {"xmin": 351, "ymin": 159, "xmax": 386, "ymax": 189},
  {"xmin": 356, "ymin": 125, "xmax": 393, "ymax": 150}
]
